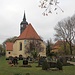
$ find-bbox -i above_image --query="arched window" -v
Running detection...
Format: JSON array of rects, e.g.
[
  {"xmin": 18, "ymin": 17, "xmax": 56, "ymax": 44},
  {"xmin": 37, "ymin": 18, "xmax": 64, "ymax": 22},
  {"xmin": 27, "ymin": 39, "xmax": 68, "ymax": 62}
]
[{"xmin": 20, "ymin": 42, "xmax": 22, "ymax": 50}]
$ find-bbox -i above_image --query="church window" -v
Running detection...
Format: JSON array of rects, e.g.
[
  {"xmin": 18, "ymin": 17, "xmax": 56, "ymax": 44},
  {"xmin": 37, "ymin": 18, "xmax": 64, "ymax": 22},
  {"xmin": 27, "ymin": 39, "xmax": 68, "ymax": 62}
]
[
  {"xmin": 20, "ymin": 42, "xmax": 22, "ymax": 50},
  {"xmin": 24, "ymin": 40, "xmax": 26, "ymax": 44}
]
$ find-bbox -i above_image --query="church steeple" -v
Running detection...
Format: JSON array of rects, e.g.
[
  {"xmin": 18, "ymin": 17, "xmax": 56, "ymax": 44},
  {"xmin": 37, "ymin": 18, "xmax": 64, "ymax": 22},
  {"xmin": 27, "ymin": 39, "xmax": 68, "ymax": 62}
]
[
  {"xmin": 23, "ymin": 11, "xmax": 26, "ymax": 21},
  {"xmin": 20, "ymin": 11, "xmax": 28, "ymax": 34}
]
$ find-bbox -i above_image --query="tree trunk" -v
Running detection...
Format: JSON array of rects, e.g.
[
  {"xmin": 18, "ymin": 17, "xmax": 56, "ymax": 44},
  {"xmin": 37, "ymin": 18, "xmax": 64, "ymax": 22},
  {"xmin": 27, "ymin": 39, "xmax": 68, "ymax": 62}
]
[
  {"xmin": 69, "ymin": 41, "xmax": 72, "ymax": 55},
  {"xmin": 64, "ymin": 41, "xmax": 67, "ymax": 55}
]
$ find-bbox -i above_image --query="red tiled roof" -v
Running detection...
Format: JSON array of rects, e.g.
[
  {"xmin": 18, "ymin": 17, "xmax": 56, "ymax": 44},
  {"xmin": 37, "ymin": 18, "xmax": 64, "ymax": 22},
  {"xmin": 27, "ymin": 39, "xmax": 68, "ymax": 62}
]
[
  {"xmin": 54, "ymin": 40, "xmax": 64, "ymax": 47},
  {"xmin": 52, "ymin": 41, "xmax": 63, "ymax": 50},
  {"xmin": 17, "ymin": 23, "xmax": 41, "ymax": 40},
  {"xmin": 6, "ymin": 42, "xmax": 13, "ymax": 51}
]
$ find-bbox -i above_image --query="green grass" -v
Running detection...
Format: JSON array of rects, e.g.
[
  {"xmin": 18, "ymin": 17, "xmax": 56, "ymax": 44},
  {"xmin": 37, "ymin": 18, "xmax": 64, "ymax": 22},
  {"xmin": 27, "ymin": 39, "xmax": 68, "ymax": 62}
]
[{"xmin": 0, "ymin": 56, "xmax": 75, "ymax": 75}]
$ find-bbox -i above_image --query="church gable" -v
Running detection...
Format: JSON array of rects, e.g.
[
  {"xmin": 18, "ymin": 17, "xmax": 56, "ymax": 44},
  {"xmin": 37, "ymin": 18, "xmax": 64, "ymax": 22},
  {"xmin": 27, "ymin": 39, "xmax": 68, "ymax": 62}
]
[{"xmin": 18, "ymin": 23, "xmax": 41, "ymax": 40}]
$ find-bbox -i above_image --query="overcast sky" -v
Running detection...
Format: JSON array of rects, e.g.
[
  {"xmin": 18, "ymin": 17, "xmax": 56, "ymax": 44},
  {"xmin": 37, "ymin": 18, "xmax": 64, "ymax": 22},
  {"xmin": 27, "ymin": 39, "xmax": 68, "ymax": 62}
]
[{"xmin": 0, "ymin": 0, "xmax": 75, "ymax": 44}]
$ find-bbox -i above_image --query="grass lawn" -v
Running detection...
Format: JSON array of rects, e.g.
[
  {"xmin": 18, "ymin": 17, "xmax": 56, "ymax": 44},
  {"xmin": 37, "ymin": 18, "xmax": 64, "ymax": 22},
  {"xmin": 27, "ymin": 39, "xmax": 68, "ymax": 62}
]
[{"xmin": 0, "ymin": 56, "xmax": 75, "ymax": 75}]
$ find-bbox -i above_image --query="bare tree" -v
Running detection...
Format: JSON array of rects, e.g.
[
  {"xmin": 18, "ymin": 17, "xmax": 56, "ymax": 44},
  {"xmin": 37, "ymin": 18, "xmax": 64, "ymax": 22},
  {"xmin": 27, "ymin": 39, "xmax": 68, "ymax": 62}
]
[
  {"xmin": 54, "ymin": 17, "xmax": 75, "ymax": 55},
  {"xmin": 3, "ymin": 36, "xmax": 17, "ymax": 44},
  {"xmin": 39, "ymin": 0, "xmax": 64, "ymax": 15},
  {"xmin": 71, "ymin": 14, "xmax": 75, "ymax": 43},
  {"xmin": 25, "ymin": 40, "xmax": 44, "ymax": 58}
]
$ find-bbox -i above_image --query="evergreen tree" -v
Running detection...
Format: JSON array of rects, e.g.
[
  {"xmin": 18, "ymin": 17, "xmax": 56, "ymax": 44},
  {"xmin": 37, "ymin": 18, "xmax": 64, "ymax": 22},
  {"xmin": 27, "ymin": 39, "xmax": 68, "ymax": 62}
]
[{"xmin": 46, "ymin": 40, "xmax": 52, "ymax": 57}]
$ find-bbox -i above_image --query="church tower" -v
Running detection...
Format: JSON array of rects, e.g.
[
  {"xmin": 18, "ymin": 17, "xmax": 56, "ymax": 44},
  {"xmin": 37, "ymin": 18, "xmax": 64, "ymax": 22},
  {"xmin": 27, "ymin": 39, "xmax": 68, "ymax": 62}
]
[{"xmin": 20, "ymin": 12, "xmax": 28, "ymax": 34}]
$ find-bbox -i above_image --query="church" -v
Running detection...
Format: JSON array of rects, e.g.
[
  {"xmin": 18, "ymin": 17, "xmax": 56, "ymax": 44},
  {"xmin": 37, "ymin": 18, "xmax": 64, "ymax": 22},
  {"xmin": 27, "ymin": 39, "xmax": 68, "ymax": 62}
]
[{"xmin": 6, "ymin": 12, "xmax": 46, "ymax": 58}]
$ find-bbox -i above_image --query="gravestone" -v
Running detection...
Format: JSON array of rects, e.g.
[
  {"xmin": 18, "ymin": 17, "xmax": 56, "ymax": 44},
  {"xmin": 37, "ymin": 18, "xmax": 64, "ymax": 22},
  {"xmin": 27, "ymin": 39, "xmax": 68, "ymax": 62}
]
[
  {"xmin": 23, "ymin": 58, "xmax": 28, "ymax": 65},
  {"xmin": 12, "ymin": 56, "xmax": 18, "ymax": 65},
  {"xmin": 38, "ymin": 57, "xmax": 45, "ymax": 66}
]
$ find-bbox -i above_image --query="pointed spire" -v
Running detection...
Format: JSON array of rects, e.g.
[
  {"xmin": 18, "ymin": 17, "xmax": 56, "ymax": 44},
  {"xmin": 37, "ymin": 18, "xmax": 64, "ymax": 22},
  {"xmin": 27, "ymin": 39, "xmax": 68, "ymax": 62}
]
[
  {"xmin": 23, "ymin": 11, "xmax": 26, "ymax": 21},
  {"xmin": 20, "ymin": 11, "xmax": 28, "ymax": 25},
  {"xmin": 20, "ymin": 11, "xmax": 28, "ymax": 34}
]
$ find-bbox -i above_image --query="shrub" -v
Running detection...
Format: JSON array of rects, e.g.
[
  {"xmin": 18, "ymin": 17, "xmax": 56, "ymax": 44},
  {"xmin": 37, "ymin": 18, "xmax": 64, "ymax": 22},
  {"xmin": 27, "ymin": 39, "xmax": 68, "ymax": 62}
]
[
  {"xmin": 6, "ymin": 58, "xmax": 9, "ymax": 60},
  {"xmin": 9, "ymin": 56, "xmax": 13, "ymax": 60},
  {"xmin": 49, "ymin": 61, "xmax": 57, "ymax": 68},
  {"xmin": 42, "ymin": 59, "xmax": 49, "ymax": 70},
  {"xmin": 38, "ymin": 57, "xmax": 45, "ymax": 66},
  {"xmin": 26, "ymin": 73, "xmax": 30, "ymax": 75},
  {"xmin": 59, "ymin": 57, "xmax": 67, "ymax": 65},
  {"xmin": 57, "ymin": 59, "xmax": 63, "ymax": 70},
  {"xmin": 14, "ymin": 73, "xmax": 22, "ymax": 75}
]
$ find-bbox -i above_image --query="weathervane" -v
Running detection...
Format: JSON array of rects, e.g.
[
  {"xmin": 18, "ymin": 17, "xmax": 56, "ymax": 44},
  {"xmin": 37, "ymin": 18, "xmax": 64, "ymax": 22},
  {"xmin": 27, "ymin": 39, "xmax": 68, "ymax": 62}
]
[{"xmin": 39, "ymin": 0, "xmax": 64, "ymax": 16}]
